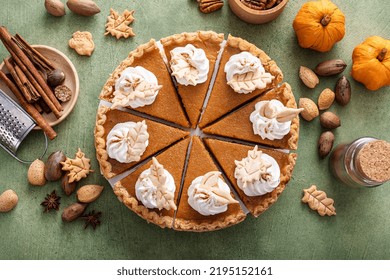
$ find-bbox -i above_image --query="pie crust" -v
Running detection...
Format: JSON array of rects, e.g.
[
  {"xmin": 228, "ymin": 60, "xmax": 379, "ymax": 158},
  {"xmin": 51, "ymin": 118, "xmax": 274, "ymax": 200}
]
[
  {"xmin": 202, "ymin": 83, "xmax": 300, "ymax": 150},
  {"xmin": 174, "ymin": 137, "xmax": 247, "ymax": 231},
  {"xmin": 99, "ymin": 39, "xmax": 190, "ymax": 127},
  {"xmin": 113, "ymin": 138, "xmax": 190, "ymax": 229},
  {"xmin": 94, "ymin": 106, "xmax": 189, "ymax": 178},
  {"xmin": 198, "ymin": 34, "xmax": 283, "ymax": 128},
  {"xmin": 204, "ymin": 138, "xmax": 297, "ymax": 217},
  {"xmin": 161, "ymin": 31, "xmax": 224, "ymax": 127}
]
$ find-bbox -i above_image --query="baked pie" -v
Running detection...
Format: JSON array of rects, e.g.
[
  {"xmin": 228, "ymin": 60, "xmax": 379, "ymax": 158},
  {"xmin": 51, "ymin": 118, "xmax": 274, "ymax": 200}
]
[{"xmin": 95, "ymin": 31, "xmax": 301, "ymax": 231}]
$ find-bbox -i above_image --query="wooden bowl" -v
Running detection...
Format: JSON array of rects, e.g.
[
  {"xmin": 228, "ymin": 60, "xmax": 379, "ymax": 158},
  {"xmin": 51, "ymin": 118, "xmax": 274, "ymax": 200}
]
[
  {"xmin": 228, "ymin": 0, "xmax": 289, "ymax": 24},
  {"xmin": 0, "ymin": 45, "xmax": 79, "ymax": 129}
]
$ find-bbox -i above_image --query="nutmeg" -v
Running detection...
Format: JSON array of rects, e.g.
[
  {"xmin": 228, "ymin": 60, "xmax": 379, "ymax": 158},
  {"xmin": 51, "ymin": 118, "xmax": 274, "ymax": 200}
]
[{"xmin": 47, "ymin": 69, "xmax": 65, "ymax": 87}]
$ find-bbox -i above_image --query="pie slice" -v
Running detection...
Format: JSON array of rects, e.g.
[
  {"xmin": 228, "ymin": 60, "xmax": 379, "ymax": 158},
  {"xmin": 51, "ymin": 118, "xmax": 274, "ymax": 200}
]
[
  {"xmin": 161, "ymin": 31, "xmax": 224, "ymax": 127},
  {"xmin": 99, "ymin": 39, "xmax": 190, "ymax": 127},
  {"xmin": 203, "ymin": 138, "xmax": 297, "ymax": 217},
  {"xmin": 203, "ymin": 83, "xmax": 300, "ymax": 150},
  {"xmin": 113, "ymin": 138, "xmax": 191, "ymax": 229},
  {"xmin": 174, "ymin": 136, "xmax": 246, "ymax": 232},
  {"xmin": 94, "ymin": 106, "xmax": 189, "ymax": 179},
  {"xmin": 198, "ymin": 34, "xmax": 283, "ymax": 128}
]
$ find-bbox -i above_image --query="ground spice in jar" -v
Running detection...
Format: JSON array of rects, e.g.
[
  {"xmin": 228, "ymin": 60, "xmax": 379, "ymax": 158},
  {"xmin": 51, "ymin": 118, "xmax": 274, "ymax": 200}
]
[{"xmin": 330, "ymin": 137, "xmax": 390, "ymax": 188}]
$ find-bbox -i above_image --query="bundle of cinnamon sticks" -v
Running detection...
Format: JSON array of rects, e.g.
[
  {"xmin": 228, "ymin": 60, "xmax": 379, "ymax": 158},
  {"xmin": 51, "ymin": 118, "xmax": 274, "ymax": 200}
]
[{"xmin": 0, "ymin": 26, "xmax": 61, "ymax": 140}]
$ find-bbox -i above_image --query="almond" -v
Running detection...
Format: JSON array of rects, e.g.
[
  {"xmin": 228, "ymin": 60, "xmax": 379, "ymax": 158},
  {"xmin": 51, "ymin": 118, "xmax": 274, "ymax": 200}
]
[
  {"xmin": 320, "ymin": 111, "xmax": 341, "ymax": 129},
  {"xmin": 28, "ymin": 159, "xmax": 46, "ymax": 186},
  {"xmin": 299, "ymin": 98, "xmax": 319, "ymax": 121},
  {"xmin": 77, "ymin": 184, "xmax": 104, "ymax": 203},
  {"xmin": 66, "ymin": 0, "xmax": 100, "ymax": 16},
  {"xmin": 299, "ymin": 66, "xmax": 319, "ymax": 89},
  {"xmin": 0, "ymin": 189, "xmax": 18, "ymax": 213},
  {"xmin": 45, "ymin": 0, "xmax": 66, "ymax": 17},
  {"xmin": 318, "ymin": 131, "xmax": 335, "ymax": 158},
  {"xmin": 318, "ymin": 88, "xmax": 335, "ymax": 110}
]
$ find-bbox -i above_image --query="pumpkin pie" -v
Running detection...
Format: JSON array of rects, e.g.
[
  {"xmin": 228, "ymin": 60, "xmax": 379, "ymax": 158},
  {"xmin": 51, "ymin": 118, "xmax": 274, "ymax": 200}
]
[
  {"xmin": 113, "ymin": 138, "xmax": 191, "ymax": 229},
  {"xmin": 203, "ymin": 83, "xmax": 301, "ymax": 150},
  {"xmin": 198, "ymin": 34, "xmax": 283, "ymax": 128},
  {"xmin": 204, "ymin": 138, "xmax": 297, "ymax": 217},
  {"xmin": 94, "ymin": 106, "xmax": 189, "ymax": 179},
  {"xmin": 99, "ymin": 39, "xmax": 190, "ymax": 127},
  {"xmin": 161, "ymin": 31, "xmax": 224, "ymax": 127},
  {"xmin": 174, "ymin": 136, "xmax": 246, "ymax": 231}
]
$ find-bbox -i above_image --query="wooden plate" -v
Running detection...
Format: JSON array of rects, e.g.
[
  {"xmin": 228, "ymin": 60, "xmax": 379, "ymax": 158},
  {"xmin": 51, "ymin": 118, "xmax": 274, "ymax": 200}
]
[{"xmin": 0, "ymin": 45, "xmax": 79, "ymax": 129}]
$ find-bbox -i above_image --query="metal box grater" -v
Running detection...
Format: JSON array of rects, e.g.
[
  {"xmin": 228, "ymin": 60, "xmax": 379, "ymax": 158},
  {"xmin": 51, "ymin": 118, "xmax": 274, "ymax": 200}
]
[{"xmin": 0, "ymin": 89, "xmax": 47, "ymax": 163}]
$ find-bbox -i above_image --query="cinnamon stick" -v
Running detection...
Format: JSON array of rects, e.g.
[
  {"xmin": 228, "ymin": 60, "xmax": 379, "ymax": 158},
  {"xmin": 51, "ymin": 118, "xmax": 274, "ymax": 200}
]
[
  {"xmin": 3, "ymin": 44, "xmax": 62, "ymax": 118},
  {"xmin": 0, "ymin": 70, "xmax": 57, "ymax": 140},
  {"xmin": 3, "ymin": 58, "xmax": 33, "ymax": 103},
  {"xmin": 14, "ymin": 64, "xmax": 40, "ymax": 102},
  {"xmin": 13, "ymin": 34, "xmax": 55, "ymax": 72},
  {"xmin": 0, "ymin": 26, "xmax": 62, "ymax": 114}
]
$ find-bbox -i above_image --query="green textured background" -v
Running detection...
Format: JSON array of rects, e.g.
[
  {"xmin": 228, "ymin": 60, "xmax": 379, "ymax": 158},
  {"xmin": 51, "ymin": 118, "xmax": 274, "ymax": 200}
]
[{"xmin": 0, "ymin": 0, "xmax": 389, "ymax": 260}]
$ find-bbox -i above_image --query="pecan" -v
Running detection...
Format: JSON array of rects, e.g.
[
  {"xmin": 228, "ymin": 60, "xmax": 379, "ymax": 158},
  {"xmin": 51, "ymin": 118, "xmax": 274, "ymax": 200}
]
[
  {"xmin": 198, "ymin": 0, "xmax": 224, "ymax": 13},
  {"xmin": 241, "ymin": 0, "xmax": 281, "ymax": 10}
]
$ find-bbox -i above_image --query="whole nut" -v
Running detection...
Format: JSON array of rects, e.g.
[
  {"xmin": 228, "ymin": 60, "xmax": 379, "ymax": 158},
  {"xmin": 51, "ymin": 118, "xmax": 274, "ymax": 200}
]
[
  {"xmin": 66, "ymin": 0, "xmax": 101, "ymax": 16},
  {"xmin": 335, "ymin": 75, "xmax": 351, "ymax": 106},
  {"xmin": 314, "ymin": 59, "xmax": 347, "ymax": 76},
  {"xmin": 0, "ymin": 189, "xmax": 19, "ymax": 213},
  {"xmin": 320, "ymin": 111, "xmax": 341, "ymax": 129},
  {"xmin": 47, "ymin": 69, "xmax": 65, "ymax": 87},
  {"xmin": 318, "ymin": 131, "xmax": 335, "ymax": 159},
  {"xmin": 77, "ymin": 185, "xmax": 104, "ymax": 203},
  {"xmin": 299, "ymin": 98, "xmax": 319, "ymax": 121},
  {"xmin": 299, "ymin": 66, "xmax": 319, "ymax": 89},
  {"xmin": 318, "ymin": 88, "xmax": 335, "ymax": 110},
  {"xmin": 28, "ymin": 159, "xmax": 46, "ymax": 186},
  {"xmin": 45, "ymin": 151, "xmax": 66, "ymax": 181},
  {"xmin": 62, "ymin": 202, "xmax": 87, "ymax": 222},
  {"xmin": 44, "ymin": 0, "xmax": 66, "ymax": 17},
  {"xmin": 61, "ymin": 172, "xmax": 77, "ymax": 196}
]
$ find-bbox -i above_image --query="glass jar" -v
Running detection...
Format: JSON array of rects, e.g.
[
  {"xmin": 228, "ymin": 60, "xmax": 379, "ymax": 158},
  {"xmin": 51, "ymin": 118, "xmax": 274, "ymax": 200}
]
[{"xmin": 329, "ymin": 137, "xmax": 390, "ymax": 188}]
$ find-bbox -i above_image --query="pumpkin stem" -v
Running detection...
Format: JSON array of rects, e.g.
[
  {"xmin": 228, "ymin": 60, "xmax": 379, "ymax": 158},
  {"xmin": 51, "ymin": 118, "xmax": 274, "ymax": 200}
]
[
  {"xmin": 320, "ymin": 14, "xmax": 331, "ymax": 26},
  {"xmin": 377, "ymin": 48, "xmax": 387, "ymax": 62}
]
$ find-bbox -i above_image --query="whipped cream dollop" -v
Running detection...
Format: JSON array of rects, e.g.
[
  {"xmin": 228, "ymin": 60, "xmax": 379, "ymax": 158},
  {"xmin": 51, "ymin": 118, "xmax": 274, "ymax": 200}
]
[
  {"xmin": 224, "ymin": 51, "xmax": 274, "ymax": 94},
  {"xmin": 106, "ymin": 120, "xmax": 149, "ymax": 163},
  {"xmin": 112, "ymin": 66, "xmax": 162, "ymax": 109},
  {"xmin": 188, "ymin": 171, "xmax": 238, "ymax": 216},
  {"xmin": 170, "ymin": 44, "xmax": 209, "ymax": 86},
  {"xmin": 249, "ymin": 99, "xmax": 302, "ymax": 140},
  {"xmin": 234, "ymin": 146, "xmax": 280, "ymax": 196},
  {"xmin": 135, "ymin": 157, "xmax": 177, "ymax": 211}
]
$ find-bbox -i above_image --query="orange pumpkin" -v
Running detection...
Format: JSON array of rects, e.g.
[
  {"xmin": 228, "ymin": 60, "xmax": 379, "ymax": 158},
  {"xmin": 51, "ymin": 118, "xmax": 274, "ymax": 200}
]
[
  {"xmin": 293, "ymin": 0, "xmax": 345, "ymax": 52},
  {"xmin": 351, "ymin": 36, "xmax": 390, "ymax": 91}
]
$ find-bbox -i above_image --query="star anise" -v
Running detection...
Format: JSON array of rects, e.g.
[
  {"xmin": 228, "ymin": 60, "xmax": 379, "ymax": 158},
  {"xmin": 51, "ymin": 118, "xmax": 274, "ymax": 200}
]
[
  {"xmin": 81, "ymin": 210, "xmax": 102, "ymax": 230},
  {"xmin": 41, "ymin": 190, "xmax": 61, "ymax": 212}
]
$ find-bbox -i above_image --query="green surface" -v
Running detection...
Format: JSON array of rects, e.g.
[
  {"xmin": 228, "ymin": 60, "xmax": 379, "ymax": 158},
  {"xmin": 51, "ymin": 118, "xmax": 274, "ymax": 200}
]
[{"xmin": 0, "ymin": 0, "xmax": 389, "ymax": 260}]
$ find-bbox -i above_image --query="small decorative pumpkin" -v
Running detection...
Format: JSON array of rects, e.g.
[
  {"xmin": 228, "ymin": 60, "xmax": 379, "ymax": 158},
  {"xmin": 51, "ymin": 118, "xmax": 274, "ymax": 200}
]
[
  {"xmin": 293, "ymin": 0, "xmax": 345, "ymax": 52},
  {"xmin": 351, "ymin": 36, "xmax": 390, "ymax": 91}
]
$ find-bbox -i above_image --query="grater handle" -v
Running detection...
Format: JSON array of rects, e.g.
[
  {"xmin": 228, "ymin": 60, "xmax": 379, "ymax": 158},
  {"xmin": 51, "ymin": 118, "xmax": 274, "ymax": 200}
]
[{"xmin": 11, "ymin": 131, "xmax": 48, "ymax": 164}]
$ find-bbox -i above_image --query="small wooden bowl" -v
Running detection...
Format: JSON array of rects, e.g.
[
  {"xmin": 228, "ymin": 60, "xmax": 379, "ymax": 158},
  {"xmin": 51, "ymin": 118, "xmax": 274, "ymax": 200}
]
[
  {"xmin": 228, "ymin": 0, "xmax": 289, "ymax": 24},
  {"xmin": 0, "ymin": 45, "xmax": 79, "ymax": 129}
]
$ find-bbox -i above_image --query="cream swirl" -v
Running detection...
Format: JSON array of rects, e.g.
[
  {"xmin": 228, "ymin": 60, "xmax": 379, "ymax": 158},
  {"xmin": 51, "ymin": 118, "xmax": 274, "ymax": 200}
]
[
  {"xmin": 234, "ymin": 146, "xmax": 280, "ymax": 196},
  {"xmin": 187, "ymin": 171, "xmax": 238, "ymax": 216},
  {"xmin": 170, "ymin": 44, "xmax": 209, "ymax": 86},
  {"xmin": 250, "ymin": 100, "xmax": 302, "ymax": 140},
  {"xmin": 106, "ymin": 121, "xmax": 149, "ymax": 163},
  {"xmin": 224, "ymin": 51, "xmax": 274, "ymax": 94},
  {"xmin": 112, "ymin": 66, "xmax": 162, "ymax": 109},
  {"xmin": 135, "ymin": 157, "xmax": 177, "ymax": 211}
]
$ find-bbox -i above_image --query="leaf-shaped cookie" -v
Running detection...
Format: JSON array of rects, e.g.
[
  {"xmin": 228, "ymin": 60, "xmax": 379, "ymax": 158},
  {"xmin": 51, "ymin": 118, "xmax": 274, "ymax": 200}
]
[
  {"xmin": 125, "ymin": 120, "xmax": 149, "ymax": 161},
  {"xmin": 61, "ymin": 149, "xmax": 93, "ymax": 183},
  {"xmin": 227, "ymin": 70, "xmax": 274, "ymax": 93},
  {"xmin": 302, "ymin": 185, "xmax": 336, "ymax": 216},
  {"xmin": 104, "ymin": 8, "xmax": 135, "ymax": 39}
]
